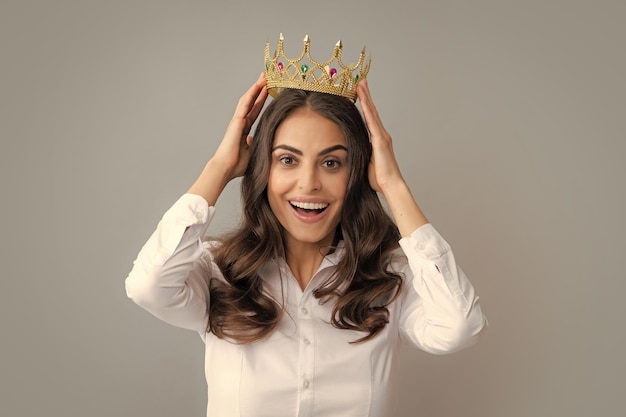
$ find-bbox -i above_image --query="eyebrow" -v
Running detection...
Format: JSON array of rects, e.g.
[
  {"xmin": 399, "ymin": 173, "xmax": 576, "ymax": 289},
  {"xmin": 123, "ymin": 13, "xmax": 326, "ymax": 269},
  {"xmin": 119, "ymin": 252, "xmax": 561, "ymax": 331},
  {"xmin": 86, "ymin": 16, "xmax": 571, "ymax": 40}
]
[{"xmin": 271, "ymin": 144, "xmax": 348, "ymax": 156}]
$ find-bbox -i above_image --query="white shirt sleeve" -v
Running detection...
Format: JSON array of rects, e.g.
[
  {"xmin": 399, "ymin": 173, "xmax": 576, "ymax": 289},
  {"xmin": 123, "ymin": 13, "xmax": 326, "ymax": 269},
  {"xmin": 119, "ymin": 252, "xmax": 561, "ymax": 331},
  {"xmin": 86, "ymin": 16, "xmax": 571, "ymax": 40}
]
[
  {"xmin": 398, "ymin": 223, "xmax": 487, "ymax": 354},
  {"xmin": 125, "ymin": 194, "xmax": 215, "ymax": 334}
]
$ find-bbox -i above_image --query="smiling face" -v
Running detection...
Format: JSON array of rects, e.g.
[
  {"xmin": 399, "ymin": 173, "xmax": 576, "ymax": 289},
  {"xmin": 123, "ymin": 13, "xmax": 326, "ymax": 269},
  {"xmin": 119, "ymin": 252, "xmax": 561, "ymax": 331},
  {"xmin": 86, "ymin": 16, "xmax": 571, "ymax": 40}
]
[{"xmin": 267, "ymin": 107, "xmax": 349, "ymax": 251}]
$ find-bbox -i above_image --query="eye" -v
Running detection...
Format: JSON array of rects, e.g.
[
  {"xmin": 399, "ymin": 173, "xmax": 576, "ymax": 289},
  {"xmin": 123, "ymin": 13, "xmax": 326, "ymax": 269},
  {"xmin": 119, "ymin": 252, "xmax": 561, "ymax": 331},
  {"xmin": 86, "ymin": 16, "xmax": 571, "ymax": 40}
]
[
  {"xmin": 278, "ymin": 155, "xmax": 296, "ymax": 165},
  {"xmin": 323, "ymin": 159, "xmax": 342, "ymax": 169}
]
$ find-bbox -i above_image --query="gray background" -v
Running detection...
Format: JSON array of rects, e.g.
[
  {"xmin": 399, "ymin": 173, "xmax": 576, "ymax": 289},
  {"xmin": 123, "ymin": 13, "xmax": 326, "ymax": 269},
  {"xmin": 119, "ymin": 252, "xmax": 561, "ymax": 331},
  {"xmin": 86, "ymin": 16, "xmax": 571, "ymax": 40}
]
[{"xmin": 1, "ymin": 1, "xmax": 624, "ymax": 416}]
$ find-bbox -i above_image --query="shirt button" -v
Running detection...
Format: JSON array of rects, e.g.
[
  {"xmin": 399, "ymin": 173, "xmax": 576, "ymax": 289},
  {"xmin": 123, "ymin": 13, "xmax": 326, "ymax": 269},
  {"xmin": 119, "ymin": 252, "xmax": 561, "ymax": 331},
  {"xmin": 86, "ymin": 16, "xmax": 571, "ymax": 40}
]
[
  {"xmin": 303, "ymin": 338, "xmax": 311, "ymax": 345},
  {"xmin": 303, "ymin": 379, "xmax": 310, "ymax": 389},
  {"xmin": 301, "ymin": 307, "xmax": 308, "ymax": 315}
]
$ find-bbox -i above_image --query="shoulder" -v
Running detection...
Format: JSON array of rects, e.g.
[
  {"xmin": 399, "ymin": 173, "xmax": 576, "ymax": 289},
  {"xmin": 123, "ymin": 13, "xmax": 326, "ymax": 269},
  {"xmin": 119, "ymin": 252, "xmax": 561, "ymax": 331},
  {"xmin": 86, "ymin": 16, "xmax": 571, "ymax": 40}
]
[{"xmin": 201, "ymin": 238, "xmax": 220, "ymax": 253}]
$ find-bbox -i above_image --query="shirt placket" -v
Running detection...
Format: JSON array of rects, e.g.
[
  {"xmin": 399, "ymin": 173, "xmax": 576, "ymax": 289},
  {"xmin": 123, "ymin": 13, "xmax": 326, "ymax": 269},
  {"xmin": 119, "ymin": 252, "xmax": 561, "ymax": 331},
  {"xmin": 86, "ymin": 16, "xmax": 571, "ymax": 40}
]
[{"xmin": 296, "ymin": 291, "xmax": 315, "ymax": 417}]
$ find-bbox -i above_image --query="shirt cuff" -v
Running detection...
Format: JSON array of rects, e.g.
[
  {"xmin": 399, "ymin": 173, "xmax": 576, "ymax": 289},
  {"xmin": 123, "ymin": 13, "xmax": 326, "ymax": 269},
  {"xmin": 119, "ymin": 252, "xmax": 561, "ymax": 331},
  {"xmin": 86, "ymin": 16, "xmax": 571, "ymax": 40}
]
[
  {"xmin": 163, "ymin": 193, "xmax": 214, "ymax": 225},
  {"xmin": 143, "ymin": 193, "xmax": 215, "ymax": 266},
  {"xmin": 398, "ymin": 223, "xmax": 452, "ymax": 258}
]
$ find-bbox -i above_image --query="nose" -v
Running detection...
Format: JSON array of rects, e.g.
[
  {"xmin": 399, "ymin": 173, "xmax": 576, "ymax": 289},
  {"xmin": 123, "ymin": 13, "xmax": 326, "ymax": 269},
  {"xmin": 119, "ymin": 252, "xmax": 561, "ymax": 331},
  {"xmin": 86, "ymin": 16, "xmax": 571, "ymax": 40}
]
[{"xmin": 298, "ymin": 165, "xmax": 321, "ymax": 192}]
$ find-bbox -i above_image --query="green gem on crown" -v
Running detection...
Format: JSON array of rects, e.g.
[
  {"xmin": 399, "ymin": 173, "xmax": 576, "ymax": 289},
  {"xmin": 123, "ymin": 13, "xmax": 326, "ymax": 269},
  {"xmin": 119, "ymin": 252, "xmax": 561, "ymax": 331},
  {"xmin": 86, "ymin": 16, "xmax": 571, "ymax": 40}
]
[{"xmin": 301, "ymin": 64, "xmax": 309, "ymax": 73}]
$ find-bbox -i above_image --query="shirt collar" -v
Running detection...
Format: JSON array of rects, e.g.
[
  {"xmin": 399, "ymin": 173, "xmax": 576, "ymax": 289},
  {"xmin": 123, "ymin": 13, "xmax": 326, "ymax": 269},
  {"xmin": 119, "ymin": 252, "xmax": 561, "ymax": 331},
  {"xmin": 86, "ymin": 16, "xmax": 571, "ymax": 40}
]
[{"xmin": 272, "ymin": 240, "xmax": 346, "ymax": 275}]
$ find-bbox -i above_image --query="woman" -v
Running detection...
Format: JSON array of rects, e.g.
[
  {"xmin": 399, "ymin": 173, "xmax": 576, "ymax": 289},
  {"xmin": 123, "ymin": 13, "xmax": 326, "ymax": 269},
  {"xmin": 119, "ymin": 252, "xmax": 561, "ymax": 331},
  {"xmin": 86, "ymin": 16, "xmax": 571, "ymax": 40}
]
[{"xmin": 126, "ymin": 72, "xmax": 486, "ymax": 416}]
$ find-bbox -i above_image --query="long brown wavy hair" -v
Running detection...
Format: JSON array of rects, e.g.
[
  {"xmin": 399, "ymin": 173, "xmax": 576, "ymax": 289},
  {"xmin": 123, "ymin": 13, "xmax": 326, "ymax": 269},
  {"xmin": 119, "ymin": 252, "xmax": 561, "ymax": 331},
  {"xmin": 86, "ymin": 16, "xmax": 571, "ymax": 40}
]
[{"xmin": 208, "ymin": 89, "xmax": 402, "ymax": 344}]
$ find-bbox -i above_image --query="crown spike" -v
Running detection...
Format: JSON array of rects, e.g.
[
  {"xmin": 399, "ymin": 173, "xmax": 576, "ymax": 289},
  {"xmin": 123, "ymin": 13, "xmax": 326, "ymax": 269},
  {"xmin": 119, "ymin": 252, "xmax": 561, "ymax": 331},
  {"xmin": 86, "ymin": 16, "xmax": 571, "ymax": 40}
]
[
  {"xmin": 304, "ymin": 34, "xmax": 310, "ymax": 42},
  {"xmin": 355, "ymin": 47, "xmax": 367, "ymax": 67},
  {"xmin": 279, "ymin": 33, "xmax": 284, "ymax": 41},
  {"xmin": 335, "ymin": 40, "xmax": 342, "ymax": 48}
]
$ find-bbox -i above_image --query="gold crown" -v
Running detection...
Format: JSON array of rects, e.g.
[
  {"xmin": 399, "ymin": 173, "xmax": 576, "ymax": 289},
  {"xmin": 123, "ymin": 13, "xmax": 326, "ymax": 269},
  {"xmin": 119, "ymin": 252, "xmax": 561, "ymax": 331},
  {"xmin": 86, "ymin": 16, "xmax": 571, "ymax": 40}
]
[{"xmin": 264, "ymin": 33, "xmax": 371, "ymax": 102}]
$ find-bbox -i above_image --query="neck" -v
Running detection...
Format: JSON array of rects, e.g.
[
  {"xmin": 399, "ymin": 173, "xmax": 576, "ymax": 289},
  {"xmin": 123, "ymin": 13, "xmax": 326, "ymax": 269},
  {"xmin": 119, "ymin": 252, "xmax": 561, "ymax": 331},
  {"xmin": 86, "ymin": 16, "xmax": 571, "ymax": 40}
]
[{"xmin": 284, "ymin": 236, "xmax": 335, "ymax": 291}]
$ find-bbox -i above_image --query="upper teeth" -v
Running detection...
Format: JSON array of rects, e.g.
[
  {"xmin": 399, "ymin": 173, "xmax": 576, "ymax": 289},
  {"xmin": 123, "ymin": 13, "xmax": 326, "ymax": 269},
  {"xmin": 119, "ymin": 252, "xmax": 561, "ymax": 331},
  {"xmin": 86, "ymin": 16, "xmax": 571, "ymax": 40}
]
[{"xmin": 290, "ymin": 201, "xmax": 328, "ymax": 210}]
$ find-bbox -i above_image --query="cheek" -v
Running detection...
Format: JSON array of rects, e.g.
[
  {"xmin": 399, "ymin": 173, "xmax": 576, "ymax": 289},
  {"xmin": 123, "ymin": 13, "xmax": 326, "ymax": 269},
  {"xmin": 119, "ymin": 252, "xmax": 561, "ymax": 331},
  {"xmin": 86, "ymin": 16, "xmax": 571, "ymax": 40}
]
[
  {"xmin": 267, "ymin": 169, "xmax": 290, "ymax": 204},
  {"xmin": 333, "ymin": 173, "xmax": 349, "ymax": 200},
  {"xmin": 267, "ymin": 169, "xmax": 280, "ymax": 195}
]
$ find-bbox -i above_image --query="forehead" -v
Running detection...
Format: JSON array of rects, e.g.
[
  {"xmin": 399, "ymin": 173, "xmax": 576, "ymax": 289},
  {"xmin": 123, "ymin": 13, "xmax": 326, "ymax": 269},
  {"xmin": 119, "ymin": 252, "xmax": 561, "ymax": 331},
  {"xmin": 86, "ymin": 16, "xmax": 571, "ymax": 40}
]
[{"xmin": 273, "ymin": 107, "xmax": 346, "ymax": 148}]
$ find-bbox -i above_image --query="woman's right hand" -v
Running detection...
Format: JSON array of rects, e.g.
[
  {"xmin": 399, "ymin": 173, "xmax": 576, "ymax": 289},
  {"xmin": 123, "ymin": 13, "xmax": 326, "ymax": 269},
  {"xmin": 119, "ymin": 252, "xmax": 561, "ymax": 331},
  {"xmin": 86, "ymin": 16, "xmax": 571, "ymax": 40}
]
[
  {"xmin": 212, "ymin": 72, "xmax": 268, "ymax": 181},
  {"xmin": 188, "ymin": 73, "xmax": 268, "ymax": 206}
]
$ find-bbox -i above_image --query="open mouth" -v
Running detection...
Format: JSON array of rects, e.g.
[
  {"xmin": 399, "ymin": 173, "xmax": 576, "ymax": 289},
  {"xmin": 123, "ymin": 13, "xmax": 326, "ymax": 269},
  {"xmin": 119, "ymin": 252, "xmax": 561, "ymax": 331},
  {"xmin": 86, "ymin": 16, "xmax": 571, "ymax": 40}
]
[{"xmin": 290, "ymin": 201, "xmax": 329, "ymax": 214}]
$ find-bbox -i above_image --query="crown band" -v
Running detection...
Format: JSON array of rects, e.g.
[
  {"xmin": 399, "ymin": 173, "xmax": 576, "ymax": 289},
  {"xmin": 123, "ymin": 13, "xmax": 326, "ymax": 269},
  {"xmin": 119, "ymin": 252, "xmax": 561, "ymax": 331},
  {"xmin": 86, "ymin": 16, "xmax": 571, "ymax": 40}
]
[{"xmin": 264, "ymin": 34, "xmax": 371, "ymax": 102}]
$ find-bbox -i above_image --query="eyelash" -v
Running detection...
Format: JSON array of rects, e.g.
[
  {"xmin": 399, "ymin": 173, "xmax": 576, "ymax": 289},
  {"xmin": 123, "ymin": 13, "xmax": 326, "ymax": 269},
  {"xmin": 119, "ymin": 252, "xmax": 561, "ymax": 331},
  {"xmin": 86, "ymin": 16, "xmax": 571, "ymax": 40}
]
[
  {"xmin": 323, "ymin": 159, "xmax": 341, "ymax": 169},
  {"xmin": 278, "ymin": 155, "xmax": 296, "ymax": 165},
  {"xmin": 277, "ymin": 155, "xmax": 343, "ymax": 169}
]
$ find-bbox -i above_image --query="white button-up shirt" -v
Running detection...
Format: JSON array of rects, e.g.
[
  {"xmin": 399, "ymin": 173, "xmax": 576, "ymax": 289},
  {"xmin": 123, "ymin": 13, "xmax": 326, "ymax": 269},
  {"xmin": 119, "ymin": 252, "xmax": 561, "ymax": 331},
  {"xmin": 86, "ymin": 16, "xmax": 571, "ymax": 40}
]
[{"xmin": 126, "ymin": 194, "xmax": 486, "ymax": 417}]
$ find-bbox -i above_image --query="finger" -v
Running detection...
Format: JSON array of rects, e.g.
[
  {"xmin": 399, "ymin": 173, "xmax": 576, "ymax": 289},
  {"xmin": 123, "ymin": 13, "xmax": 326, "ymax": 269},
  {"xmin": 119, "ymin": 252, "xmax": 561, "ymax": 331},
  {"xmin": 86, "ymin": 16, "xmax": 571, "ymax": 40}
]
[
  {"xmin": 246, "ymin": 81, "xmax": 268, "ymax": 124},
  {"xmin": 234, "ymin": 73, "xmax": 267, "ymax": 120},
  {"xmin": 357, "ymin": 79, "xmax": 387, "ymax": 138},
  {"xmin": 357, "ymin": 79, "xmax": 383, "ymax": 130}
]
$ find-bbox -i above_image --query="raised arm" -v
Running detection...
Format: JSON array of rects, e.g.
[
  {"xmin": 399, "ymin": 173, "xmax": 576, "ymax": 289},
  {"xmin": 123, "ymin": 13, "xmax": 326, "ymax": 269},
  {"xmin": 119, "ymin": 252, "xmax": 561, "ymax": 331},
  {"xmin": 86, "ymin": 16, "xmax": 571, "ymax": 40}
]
[
  {"xmin": 356, "ymin": 79, "xmax": 428, "ymax": 237},
  {"xmin": 357, "ymin": 80, "xmax": 486, "ymax": 352},
  {"xmin": 125, "ymin": 74, "xmax": 269, "ymax": 333}
]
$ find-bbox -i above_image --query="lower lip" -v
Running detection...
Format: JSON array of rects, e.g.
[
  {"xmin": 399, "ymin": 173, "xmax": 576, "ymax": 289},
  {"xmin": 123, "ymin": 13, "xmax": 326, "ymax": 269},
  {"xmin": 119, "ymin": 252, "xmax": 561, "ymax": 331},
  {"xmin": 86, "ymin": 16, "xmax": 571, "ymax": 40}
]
[{"xmin": 290, "ymin": 204, "xmax": 329, "ymax": 224}]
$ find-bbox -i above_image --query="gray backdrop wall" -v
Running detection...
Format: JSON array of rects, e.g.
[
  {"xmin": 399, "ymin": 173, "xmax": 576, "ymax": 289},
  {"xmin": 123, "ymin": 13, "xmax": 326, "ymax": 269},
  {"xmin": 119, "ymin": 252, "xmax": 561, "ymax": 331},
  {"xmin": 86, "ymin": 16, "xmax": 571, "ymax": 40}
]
[{"xmin": 1, "ymin": 1, "xmax": 624, "ymax": 416}]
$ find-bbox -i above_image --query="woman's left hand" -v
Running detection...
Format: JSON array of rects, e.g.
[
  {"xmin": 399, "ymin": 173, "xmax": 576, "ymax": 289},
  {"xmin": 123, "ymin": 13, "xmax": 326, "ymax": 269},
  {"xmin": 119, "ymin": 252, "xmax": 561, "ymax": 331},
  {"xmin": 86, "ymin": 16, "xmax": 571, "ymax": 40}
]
[
  {"xmin": 357, "ymin": 78, "xmax": 429, "ymax": 236},
  {"xmin": 356, "ymin": 79, "xmax": 405, "ymax": 195}
]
